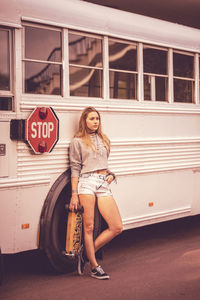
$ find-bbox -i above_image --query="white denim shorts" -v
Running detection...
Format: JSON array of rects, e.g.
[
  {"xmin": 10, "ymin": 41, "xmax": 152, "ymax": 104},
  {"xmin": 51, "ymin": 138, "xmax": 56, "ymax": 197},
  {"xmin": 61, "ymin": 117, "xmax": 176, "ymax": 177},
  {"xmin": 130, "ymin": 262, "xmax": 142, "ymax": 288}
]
[{"xmin": 78, "ymin": 173, "xmax": 112, "ymax": 197}]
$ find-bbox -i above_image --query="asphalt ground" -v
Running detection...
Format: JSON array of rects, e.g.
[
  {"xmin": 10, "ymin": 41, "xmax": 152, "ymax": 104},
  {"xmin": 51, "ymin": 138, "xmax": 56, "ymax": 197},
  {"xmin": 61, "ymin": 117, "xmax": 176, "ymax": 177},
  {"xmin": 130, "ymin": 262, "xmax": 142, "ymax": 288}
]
[{"xmin": 1, "ymin": 216, "xmax": 200, "ymax": 300}]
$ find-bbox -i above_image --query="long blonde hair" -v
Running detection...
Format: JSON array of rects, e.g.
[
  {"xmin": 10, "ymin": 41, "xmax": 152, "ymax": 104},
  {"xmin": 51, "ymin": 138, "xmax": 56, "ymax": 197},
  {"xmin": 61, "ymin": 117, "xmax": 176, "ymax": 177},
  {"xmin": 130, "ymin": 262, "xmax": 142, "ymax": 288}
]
[{"xmin": 76, "ymin": 107, "xmax": 110, "ymax": 153}]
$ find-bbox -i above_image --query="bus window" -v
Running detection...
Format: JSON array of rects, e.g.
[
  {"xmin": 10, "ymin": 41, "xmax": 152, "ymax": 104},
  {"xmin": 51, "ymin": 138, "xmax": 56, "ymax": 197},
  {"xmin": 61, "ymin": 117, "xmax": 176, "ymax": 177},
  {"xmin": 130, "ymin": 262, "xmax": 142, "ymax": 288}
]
[
  {"xmin": 143, "ymin": 45, "xmax": 168, "ymax": 102},
  {"xmin": 69, "ymin": 32, "xmax": 103, "ymax": 97},
  {"xmin": 173, "ymin": 51, "xmax": 194, "ymax": 103},
  {"xmin": 109, "ymin": 39, "xmax": 137, "ymax": 100},
  {"xmin": 23, "ymin": 25, "xmax": 62, "ymax": 95},
  {"xmin": 0, "ymin": 28, "xmax": 13, "ymax": 110}
]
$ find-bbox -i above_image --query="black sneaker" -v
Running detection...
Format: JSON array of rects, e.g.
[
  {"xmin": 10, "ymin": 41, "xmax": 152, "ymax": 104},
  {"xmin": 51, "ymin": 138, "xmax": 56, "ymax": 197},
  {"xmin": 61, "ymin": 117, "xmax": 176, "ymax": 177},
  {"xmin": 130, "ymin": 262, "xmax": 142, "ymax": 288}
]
[
  {"xmin": 77, "ymin": 245, "xmax": 85, "ymax": 275},
  {"xmin": 91, "ymin": 265, "xmax": 110, "ymax": 280}
]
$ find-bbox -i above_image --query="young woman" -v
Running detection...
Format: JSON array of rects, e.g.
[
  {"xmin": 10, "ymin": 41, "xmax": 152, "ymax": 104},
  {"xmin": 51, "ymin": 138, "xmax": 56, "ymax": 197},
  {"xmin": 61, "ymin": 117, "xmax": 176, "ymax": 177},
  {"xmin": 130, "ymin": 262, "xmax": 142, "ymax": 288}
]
[{"xmin": 69, "ymin": 106, "xmax": 123, "ymax": 280}]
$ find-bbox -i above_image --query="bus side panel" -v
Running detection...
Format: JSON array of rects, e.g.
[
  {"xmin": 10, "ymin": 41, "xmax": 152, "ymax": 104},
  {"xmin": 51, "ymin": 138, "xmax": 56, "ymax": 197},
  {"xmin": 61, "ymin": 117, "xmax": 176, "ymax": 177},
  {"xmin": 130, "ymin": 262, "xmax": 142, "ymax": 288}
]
[
  {"xmin": 0, "ymin": 121, "xmax": 18, "ymax": 253},
  {"xmin": 0, "ymin": 184, "xmax": 50, "ymax": 254},
  {"xmin": 112, "ymin": 170, "xmax": 194, "ymax": 230},
  {"xmin": 104, "ymin": 111, "xmax": 200, "ymax": 228},
  {"xmin": 0, "ymin": 189, "xmax": 18, "ymax": 253},
  {"xmin": 14, "ymin": 184, "xmax": 50, "ymax": 253}
]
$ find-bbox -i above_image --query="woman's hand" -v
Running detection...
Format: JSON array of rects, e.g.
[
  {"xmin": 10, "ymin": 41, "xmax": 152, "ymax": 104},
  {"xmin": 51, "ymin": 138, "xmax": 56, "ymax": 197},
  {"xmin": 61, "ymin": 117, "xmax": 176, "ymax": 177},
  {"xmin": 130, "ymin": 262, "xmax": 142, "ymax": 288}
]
[
  {"xmin": 69, "ymin": 193, "xmax": 79, "ymax": 212},
  {"xmin": 106, "ymin": 174, "xmax": 114, "ymax": 184}
]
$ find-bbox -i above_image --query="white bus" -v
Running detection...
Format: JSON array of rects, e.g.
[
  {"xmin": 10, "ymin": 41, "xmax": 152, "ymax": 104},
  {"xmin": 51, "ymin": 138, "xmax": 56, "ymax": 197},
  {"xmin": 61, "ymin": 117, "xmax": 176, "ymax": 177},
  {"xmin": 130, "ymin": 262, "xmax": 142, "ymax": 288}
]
[{"xmin": 1, "ymin": 0, "xmax": 200, "ymax": 273}]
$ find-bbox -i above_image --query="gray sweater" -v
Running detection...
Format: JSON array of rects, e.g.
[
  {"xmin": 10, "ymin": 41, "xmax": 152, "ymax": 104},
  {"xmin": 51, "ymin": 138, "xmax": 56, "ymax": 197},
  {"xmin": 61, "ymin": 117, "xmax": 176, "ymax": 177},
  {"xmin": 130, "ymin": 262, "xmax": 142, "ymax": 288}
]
[{"xmin": 69, "ymin": 134, "xmax": 110, "ymax": 178}]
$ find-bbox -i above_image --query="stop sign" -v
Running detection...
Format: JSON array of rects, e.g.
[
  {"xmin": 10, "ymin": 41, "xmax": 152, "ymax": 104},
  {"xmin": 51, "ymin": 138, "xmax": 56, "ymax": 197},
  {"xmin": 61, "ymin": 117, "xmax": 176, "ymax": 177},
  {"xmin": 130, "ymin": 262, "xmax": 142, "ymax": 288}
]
[{"xmin": 25, "ymin": 107, "xmax": 59, "ymax": 154}]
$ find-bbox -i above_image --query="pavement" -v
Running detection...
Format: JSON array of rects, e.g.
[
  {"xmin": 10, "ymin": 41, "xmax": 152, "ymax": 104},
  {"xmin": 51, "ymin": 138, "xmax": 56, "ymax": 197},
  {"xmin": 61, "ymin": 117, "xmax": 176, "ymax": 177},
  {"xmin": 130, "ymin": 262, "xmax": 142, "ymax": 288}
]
[{"xmin": 1, "ymin": 216, "xmax": 200, "ymax": 300}]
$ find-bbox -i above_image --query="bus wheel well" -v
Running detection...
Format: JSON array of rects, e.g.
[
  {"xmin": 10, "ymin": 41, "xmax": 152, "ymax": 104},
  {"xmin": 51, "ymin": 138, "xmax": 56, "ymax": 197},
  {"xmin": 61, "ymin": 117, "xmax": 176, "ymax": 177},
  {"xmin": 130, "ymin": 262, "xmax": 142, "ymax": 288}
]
[
  {"xmin": 39, "ymin": 169, "xmax": 103, "ymax": 273},
  {"xmin": 39, "ymin": 169, "xmax": 75, "ymax": 273}
]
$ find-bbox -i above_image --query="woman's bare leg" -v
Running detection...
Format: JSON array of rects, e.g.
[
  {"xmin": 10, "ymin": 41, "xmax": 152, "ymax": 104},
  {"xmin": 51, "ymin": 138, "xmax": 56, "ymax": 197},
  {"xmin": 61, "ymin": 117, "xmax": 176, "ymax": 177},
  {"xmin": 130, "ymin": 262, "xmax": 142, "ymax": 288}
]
[
  {"xmin": 94, "ymin": 196, "xmax": 123, "ymax": 252},
  {"xmin": 79, "ymin": 194, "xmax": 98, "ymax": 269}
]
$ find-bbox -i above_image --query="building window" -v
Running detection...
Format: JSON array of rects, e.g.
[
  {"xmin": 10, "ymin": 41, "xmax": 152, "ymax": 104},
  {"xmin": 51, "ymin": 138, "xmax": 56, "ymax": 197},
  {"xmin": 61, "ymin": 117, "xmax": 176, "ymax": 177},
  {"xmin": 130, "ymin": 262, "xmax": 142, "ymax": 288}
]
[
  {"xmin": 143, "ymin": 45, "xmax": 168, "ymax": 101},
  {"xmin": 23, "ymin": 25, "xmax": 62, "ymax": 95},
  {"xmin": 173, "ymin": 51, "xmax": 194, "ymax": 103},
  {"xmin": 0, "ymin": 28, "xmax": 13, "ymax": 110},
  {"xmin": 69, "ymin": 32, "xmax": 103, "ymax": 97},
  {"xmin": 109, "ymin": 39, "xmax": 137, "ymax": 99}
]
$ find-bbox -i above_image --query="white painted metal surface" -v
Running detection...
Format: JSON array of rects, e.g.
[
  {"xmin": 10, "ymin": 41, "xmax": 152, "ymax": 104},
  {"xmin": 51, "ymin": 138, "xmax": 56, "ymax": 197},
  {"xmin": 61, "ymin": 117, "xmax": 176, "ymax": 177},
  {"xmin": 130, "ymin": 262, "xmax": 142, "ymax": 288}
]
[{"xmin": 1, "ymin": 0, "xmax": 200, "ymax": 52}]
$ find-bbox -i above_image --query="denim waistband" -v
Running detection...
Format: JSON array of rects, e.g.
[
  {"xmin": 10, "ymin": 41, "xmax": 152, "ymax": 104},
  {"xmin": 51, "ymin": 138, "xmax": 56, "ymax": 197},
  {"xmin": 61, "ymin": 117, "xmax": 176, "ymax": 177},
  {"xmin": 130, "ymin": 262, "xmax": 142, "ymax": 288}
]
[{"xmin": 80, "ymin": 173, "xmax": 107, "ymax": 180}]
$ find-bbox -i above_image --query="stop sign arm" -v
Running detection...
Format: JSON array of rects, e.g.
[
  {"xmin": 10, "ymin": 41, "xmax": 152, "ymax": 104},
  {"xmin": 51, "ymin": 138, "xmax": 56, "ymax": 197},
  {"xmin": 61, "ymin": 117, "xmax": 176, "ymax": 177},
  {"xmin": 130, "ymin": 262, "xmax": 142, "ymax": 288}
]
[{"xmin": 25, "ymin": 107, "xmax": 59, "ymax": 154}]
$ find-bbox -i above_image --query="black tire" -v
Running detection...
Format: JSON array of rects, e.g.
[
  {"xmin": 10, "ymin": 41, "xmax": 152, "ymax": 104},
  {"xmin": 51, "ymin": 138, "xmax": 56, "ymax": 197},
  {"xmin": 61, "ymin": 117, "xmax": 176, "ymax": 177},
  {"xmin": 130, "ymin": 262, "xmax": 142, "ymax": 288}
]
[
  {"xmin": 40, "ymin": 170, "xmax": 102, "ymax": 273},
  {"xmin": 40, "ymin": 171, "xmax": 74, "ymax": 273},
  {"xmin": 46, "ymin": 183, "xmax": 75, "ymax": 273},
  {"xmin": 0, "ymin": 248, "xmax": 3, "ymax": 285}
]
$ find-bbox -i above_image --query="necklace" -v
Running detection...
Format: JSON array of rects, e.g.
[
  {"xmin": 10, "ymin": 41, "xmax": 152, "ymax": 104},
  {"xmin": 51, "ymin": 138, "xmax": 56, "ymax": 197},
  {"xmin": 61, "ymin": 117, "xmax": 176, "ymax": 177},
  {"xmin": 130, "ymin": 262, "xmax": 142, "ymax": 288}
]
[
  {"xmin": 96, "ymin": 135, "xmax": 100, "ymax": 152},
  {"xmin": 90, "ymin": 134, "xmax": 103, "ymax": 156},
  {"xmin": 88, "ymin": 130, "xmax": 97, "ymax": 135}
]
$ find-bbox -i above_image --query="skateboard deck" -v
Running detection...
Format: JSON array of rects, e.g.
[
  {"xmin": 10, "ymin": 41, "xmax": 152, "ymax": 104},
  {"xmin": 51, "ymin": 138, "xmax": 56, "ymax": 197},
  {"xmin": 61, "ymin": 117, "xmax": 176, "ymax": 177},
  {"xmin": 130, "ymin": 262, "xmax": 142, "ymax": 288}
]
[{"xmin": 65, "ymin": 204, "xmax": 84, "ymax": 256}]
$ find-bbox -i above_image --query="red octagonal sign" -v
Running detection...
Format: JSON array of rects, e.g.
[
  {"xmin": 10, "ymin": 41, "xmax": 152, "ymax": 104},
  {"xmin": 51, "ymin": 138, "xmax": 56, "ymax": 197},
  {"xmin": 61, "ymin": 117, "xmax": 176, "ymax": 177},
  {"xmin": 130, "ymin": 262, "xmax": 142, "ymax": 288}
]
[{"xmin": 25, "ymin": 107, "xmax": 59, "ymax": 154}]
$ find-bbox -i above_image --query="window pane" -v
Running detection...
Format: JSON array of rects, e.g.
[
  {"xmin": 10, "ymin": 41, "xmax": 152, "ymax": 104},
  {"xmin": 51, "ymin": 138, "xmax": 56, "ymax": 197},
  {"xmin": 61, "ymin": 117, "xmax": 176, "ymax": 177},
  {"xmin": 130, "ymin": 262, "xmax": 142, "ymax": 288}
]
[
  {"xmin": 109, "ymin": 41, "xmax": 137, "ymax": 72},
  {"xmin": 144, "ymin": 75, "xmax": 168, "ymax": 101},
  {"xmin": 174, "ymin": 79, "xmax": 194, "ymax": 103},
  {"xmin": 25, "ymin": 62, "xmax": 61, "ymax": 95},
  {"xmin": 69, "ymin": 67, "xmax": 102, "ymax": 97},
  {"xmin": 0, "ymin": 97, "xmax": 12, "ymax": 110},
  {"xmin": 110, "ymin": 71, "xmax": 137, "ymax": 99},
  {"xmin": 25, "ymin": 26, "xmax": 61, "ymax": 62},
  {"xmin": 69, "ymin": 34, "xmax": 102, "ymax": 67},
  {"xmin": 156, "ymin": 77, "xmax": 168, "ymax": 101},
  {"xmin": 144, "ymin": 47, "xmax": 167, "ymax": 75},
  {"xmin": 0, "ymin": 30, "xmax": 10, "ymax": 90},
  {"xmin": 144, "ymin": 75, "xmax": 151, "ymax": 100},
  {"xmin": 173, "ymin": 53, "xmax": 194, "ymax": 78}
]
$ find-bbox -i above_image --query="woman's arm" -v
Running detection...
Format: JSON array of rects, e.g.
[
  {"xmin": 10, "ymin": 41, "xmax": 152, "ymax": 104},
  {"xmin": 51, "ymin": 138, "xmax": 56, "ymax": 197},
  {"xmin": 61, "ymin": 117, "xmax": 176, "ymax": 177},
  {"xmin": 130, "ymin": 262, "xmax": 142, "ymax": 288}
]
[
  {"xmin": 69, "ymin": 177, "xmax": 79, "ymax": 211},
  {"xmin": 69, "ymin": 138, "xmax": 82, "ymax": 211}
]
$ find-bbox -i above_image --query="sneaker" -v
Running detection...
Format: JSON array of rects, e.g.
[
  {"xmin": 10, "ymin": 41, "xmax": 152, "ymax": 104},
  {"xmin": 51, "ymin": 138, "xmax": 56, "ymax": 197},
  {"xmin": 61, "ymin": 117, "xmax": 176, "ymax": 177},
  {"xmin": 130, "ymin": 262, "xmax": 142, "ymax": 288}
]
[
  {"xmin": 91, "ymin": 265, "xmax": 110, "ymax": 280},
  {"xmin": 77, "ymin": 245, "xmax": 85, "ymax": 275}
]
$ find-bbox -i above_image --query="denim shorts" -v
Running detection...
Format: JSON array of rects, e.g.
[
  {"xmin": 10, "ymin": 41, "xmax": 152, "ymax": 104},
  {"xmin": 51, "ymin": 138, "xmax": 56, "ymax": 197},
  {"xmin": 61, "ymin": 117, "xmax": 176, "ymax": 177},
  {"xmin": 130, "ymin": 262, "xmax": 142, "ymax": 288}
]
[{"xmin": 78, "ymin": 173, "xmax": 112, "ymax": 197}]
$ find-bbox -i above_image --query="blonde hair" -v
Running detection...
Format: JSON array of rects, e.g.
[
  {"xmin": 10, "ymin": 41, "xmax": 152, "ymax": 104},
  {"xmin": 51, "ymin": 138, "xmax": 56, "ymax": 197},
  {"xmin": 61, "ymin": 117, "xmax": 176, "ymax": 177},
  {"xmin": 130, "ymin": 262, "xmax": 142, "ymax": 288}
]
[{"xmin": 76, "ymin": 106, "xmax": 110, "ymax": 153}]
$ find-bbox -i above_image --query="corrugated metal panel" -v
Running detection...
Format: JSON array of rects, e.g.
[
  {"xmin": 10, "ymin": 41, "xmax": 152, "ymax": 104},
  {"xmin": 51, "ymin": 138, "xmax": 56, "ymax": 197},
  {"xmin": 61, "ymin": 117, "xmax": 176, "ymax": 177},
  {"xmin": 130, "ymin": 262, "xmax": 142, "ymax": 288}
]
[
  {"xmin": 17, "ymin": 141, "xmax": 70, "ymax": 178},
  {"xmin": 109, "ymin": 138, "xmax": 200, "ymax": 175}
]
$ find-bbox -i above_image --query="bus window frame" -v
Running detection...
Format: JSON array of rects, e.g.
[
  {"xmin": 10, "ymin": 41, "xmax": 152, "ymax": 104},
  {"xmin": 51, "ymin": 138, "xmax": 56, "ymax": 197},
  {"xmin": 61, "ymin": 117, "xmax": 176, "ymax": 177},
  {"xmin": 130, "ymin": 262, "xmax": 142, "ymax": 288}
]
[
  {"xmin": 108, "ymin": 37, "xmax": 138, "ymax": 101},
  {"xmin": 0, "ymin": 27, "xmax": 14, "ymax": 111},
  {"xmin": 68, "ymin": 30, "xmax": 104, "ymax": 98},
  {"xmin": 19, "ymin": 22, "xmax": 200, "ymax": 105},
  {"xmin": 143, "ymin": 44, "xmax": 168, "ymax": 102},
  {"xmin": 22, "ymin": 22, "xmax": 63, "ymax": 96},
  {"xmin": 173, "ymin": 49, "xmax": 195, "ymax": 104}
]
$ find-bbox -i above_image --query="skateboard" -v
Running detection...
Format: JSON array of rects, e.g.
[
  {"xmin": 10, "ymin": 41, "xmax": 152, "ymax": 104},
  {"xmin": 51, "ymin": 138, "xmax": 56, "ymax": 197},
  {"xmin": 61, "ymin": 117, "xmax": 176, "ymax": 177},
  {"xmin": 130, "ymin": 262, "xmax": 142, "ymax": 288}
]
[{"xmin": 65, "ymin": 204, "xmax": 84, "ymax": 257}]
